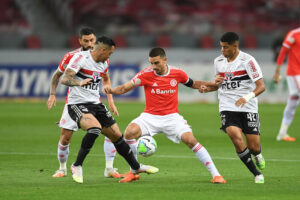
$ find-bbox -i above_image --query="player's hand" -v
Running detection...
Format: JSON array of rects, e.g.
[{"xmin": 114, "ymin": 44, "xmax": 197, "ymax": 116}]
[
  {"xmin": 47, "ymin": 95, "xmax": 56, "ymax": 110},
  {"xmin": 109, "ymin": 103, "xmax": 119, "ymax": 116},
  {"xmin": 102, "ymin": 85, "xmax": 112, "ymax": 94},
  {"xmin": 199, "ymin": 85, "xmax": 209, "ymax": 93},
  {"xmin": 273, "ymin": 72, "xmax": 281, "ymax": 84},
  {"xmin": 215, "ymin": 75, "xmax": 224, "ymax": 85},
  {"xmin": 235, "ymin": 97, "xmax": 247, "ymax": 108},
  {"xmin": 80, "ymin": 78, "xmax": 93, "ymax": 86}
]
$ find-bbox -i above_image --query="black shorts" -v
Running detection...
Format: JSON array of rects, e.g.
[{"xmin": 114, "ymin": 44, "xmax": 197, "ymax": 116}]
[
  {"xmin": 220, "ymin": 111, "xmax": 260, "ymax": 135},
  {"xmin": 67, "ymin": 103, "xmax": 116, "ymax": 128}
]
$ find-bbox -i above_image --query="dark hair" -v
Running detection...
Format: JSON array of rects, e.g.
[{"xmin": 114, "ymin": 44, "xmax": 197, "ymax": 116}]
[
  {"xmin": 149, "ymin": 47, "xmax": 166, "ymax": 57},
  {"xmin": 79, "ymin": 27, "xmax": 95, "ymax": 38},
  {"xmin": 96, "ymin": 36, "xmax": 115, "ymax": 47},
  {"xmin": 220, "ymin": 32, "xmax": 239, "ymax": 45}
]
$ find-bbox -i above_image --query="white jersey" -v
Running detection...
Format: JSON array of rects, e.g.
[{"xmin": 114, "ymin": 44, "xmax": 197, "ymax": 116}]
[
  {"xmin": 214, "ymin": 51, "xmax": 263, "ymax": 113},
  {"xmin": 65, "ymin": 50, "xmax": 109, "ymax": 104}
]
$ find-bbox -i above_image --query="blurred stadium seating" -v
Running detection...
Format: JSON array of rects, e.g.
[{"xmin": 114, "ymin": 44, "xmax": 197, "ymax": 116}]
[{"xmin": 0, "ymin": 0, "xmax": 299, "ymax": 49}]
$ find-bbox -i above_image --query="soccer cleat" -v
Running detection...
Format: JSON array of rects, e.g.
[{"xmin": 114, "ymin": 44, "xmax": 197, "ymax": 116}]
[
  {"xmin": 52, "ymin": 169, "xmax": 67, "ymax": 178},
  {"xmin": 211, "ymin": 176, "xmax": 227, "ymax": 184},
  {"xmin": 254, "ymin": 154, "xmax": 265, "ymax": 170},
  {"xmin": 70, "ymin": 164, "xmax": 83, "ymax": 184},
  {"xmin": 255, "ymin": 174, "xmax": 264, "ymax": 184},
  {"xmin": 119, "ymin": 171, "xmax": 140, "ymax": 183},
  {"xmin": 104, "ymin": 168, "xmax": 125, "ymax": 178},
  {"xmin": 132, "ymin": 164, "xmax": 159, "ymax": 174},
  {"xmin": 276, "ymin": 134, "xmax": 296, "ymax": 142}
]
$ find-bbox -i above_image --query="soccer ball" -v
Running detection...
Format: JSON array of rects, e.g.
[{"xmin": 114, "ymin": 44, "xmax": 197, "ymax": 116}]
[{"xmin": 137, "ymin": 136, "xmax": 157, "ymax": 157}]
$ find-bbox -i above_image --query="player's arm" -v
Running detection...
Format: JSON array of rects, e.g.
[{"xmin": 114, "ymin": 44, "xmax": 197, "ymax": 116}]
[
  {"xmin": 103, "ymin": 81, "xmax": 137, "ymax": 95},
  {"xmin": 102, "ymin": 73, "xmax": 119, "ymax": 116},
  {"xmin": 273, "ymin": 45, "xmax": 289, "ymax": 83},
  {"xmin": 235, "ymin": 78, "xmax": 266, "ymax": 107},
  {"xmin": 47, "ymin": 69, "xmax": 63, "ymax": 110},
  {"xmin": 61, "ymin": 68, "xmax": 93, "ymax": 86}
]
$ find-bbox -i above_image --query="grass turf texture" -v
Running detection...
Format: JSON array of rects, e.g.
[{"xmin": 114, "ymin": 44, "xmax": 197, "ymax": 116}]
[{"xmin": 0, "ymin": 101, "xmax": 299, "ymax": 200}]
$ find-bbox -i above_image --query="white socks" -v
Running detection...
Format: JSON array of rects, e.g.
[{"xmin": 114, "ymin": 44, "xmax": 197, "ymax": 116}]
[
  {"xmin": 192, "ymin": 143, "xmax": 220, "ymax": 177},
  {"xmin": 104, "ymin": 137, "xmax": 116, "ymax": 168},
  {"xmin": 57, "ymin": 142, "xmax": 69, "ymax": 170},
  {"xmin": 125, "ymin": 139, "xmax": 138, "ymax": 160}
]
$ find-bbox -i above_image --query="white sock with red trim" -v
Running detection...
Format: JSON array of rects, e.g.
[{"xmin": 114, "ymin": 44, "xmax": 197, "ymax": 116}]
[
  {"xmin": 104, "ymin": 137, "xmax": 116, "ymax": 168},
  {"xmin": 125, "ymin": 139, "xmax": 138, "ymax": 160},
  {"xmin": 192, "ymin": 143, "xmax": 220, "ymax": 177},
  {"xmin": 57, "ymin": 142, "xmax": 69, "ymax": 170}
]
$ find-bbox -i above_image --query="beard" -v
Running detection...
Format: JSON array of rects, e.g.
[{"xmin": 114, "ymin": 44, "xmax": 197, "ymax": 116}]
[{"xmin": 82, "ymin": 46, "xmax": 92, "ymax": 51}]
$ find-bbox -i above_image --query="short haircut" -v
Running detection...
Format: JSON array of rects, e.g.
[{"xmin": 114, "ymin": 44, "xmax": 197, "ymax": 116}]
[
  {"xmin": 79, "ymin": 27, "xmax": 95, "ymax": 38},
  {"xmin": 149, "ymin": 47, "xmax": 166, "ymax": 57},
  {"xmin": 96, "ymin": 36, "xmax": 115, "ymax": 48},
  {"xmin": 220, "ymin": 32, "xmax": 239, "ymax": 45}
]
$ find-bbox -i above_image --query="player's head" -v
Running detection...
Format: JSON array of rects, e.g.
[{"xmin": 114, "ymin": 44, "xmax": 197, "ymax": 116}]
[
  {"xmin": 92, "ymin": 36, "xmax": 115, "ymax": 62},
  {"xmin": 220, "ymin": 32, "xmax": 239, "ymax": 59},
  {"xmin": 78, "ymin": 27, "xmax": 96, "ymax": 51},
  {"xmin": 149, "ymin": 47, "xmax": 168, "ymax": 75}
]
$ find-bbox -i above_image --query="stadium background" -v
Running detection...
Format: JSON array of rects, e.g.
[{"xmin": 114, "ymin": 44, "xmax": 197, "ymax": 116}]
[{"xmin": 0, "ymin": 1, "xmax": 300, "ymax": 200}]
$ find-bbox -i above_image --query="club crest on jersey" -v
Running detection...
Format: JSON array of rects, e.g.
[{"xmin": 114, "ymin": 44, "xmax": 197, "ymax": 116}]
[
  {"xmin": 92, "ymin": 72, "xmax": 100, "ymax": 82},
  {"xmin": 170, "ymin": 79, "xmax": 177, "ymax": 87},
  {"xmin": 224, "ymin": 73, "xmax": 233, "ymax": 81}
]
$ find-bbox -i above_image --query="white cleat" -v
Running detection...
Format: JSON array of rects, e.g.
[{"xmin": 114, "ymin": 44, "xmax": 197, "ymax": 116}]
[
  {"xmin": 132, "ymin": 164, "xmax": 159, "ymax": 174},
  {"xmin": 52, "ymin": 169, "xmax": 67, "ymax": 177},
  {"xmin": 255, "ymin": 174, "xmax": 264, "ymax": 184},
  {"xmin": 104, "ymin": 168, "xmax": 124, "ymax": 178},
  {"xmin": 70, "ymin": 164, "xmax": 83, "ymax": 183}
]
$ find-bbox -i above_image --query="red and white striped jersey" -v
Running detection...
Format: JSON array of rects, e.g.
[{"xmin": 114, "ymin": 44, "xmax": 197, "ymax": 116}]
[
  {"xmin": 131, "ymin": 65, "xmax": 189, "ymax": 115},
  {"xmin": 214, "ymin": 51, "xmax": 263, "ymax": 113},
  {"xmin": 65, "ymin": 50, "xmax": 109, "ymax": 104},
  {"xmin": 58, "ymin": 48, "xmax": 81, "ymax": 72}
]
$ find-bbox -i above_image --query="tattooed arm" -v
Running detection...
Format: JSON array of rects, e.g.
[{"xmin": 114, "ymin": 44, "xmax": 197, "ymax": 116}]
[
  {"xmin": 61, "ymin": 68, "xmax": 93, "ymax": 87},
  {"xmin": 47, "ymin": 69, "xmax": 63, "ymax": 110}
]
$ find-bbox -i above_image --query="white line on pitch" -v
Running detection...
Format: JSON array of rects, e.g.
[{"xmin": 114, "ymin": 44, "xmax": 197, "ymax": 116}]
[{"xmin": 0, "ymin": 151, "xmax": 299, "ymax": 162}]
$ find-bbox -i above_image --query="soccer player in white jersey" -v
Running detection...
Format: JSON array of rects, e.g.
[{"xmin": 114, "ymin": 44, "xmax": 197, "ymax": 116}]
[
  {"xmin": 61, "ymin": 36, "xmax": 157, "ymax": 184},
  {"xmin": 47, "ymin": 28, "xmax": 123, "ymax": 179},
  {"xmin": 103, "ymin": 47, "xmax": 226, "ymax": 184},
  {"xmin": 199, "ymin": 32, "xmax": 266, "ymax": 184}
]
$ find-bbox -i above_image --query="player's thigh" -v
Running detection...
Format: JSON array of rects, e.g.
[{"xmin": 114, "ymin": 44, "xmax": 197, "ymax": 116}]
[
  {"xmin": 286, "ymin": 76, "xmax": 300, "ymax": 95},
  {"xmin": 129, "ymin": 113, "xmax": 158, "ymax": 138},
  {"xmin": 79, "ymin": 113, "xmax": 101, "ymax": 130},
  {"xmin": 102, "ymin": 123, "xmax": 122, "ymax": 142},
  {"xmin": 124, "ymin": 123, "xmax": 142, "ymax": 139},
  {"xmin": 226, "ymin": 126, "xmax": 247, "ymax": 151},
  {"xmin": 59, "ymin": 104, "xmax": 79, "ymax": 132}
]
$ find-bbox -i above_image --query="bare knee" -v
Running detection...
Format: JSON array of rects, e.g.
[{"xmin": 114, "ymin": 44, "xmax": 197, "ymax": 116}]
[
  {"xmin": 181, "ymin": 132, "xmax": 198, "ymax": 149},
  {"xmin": 60, "ymin": 129, "xmax": 73, "ymax": 145},
  {"xmin": 124, "ymin": 123, "xmax": 141, "ymax": 139}
]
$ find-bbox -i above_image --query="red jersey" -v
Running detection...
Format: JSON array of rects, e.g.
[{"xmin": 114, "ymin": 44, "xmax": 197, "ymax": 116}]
[
  {"xmin": 277, "ymin": 27, "xmax": 300, "ymax": 75},
  {"xmin": 131, "ymin": 66, "xmax": 189, "ymax": 115},
  {"xmin": 58, "ymin": 48, "xmax": 81, "ymax": 72}
]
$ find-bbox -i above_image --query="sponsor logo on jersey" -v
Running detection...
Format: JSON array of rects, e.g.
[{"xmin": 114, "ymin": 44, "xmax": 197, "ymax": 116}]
[
  {"xmin": 151, "ymin": 88, "xmax": 176, "ymax": 94},
  {"xmin": 170, "ymin": 79, "xmax": 177, "ymax": 87},
  {"xmin": 221, "ymin": 80, "xmax": 241, "ymax": 90},
  {"xmin": 152, "ymin": 82, "xmax": 158, "ymax": 87}
]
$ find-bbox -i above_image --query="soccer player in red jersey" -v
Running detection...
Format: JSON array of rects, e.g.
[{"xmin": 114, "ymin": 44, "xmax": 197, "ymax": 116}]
[
  {"xmin": 273, "ymin": 27, "xmax": 300, "ymax": 142},
  {"xmin": 103, "ymin": 47, "xmax": 226, "ymax": 184},
  {"xmin": 47, "ymin": 27, "xmax": 123, "ymax": 179}
]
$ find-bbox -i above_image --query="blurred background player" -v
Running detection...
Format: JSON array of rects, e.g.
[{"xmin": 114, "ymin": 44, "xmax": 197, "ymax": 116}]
[
  {"xmin": 273, "ymin": 27, "xmax": 300, "ymax": 142},
  {"xmin": 200, "ymin": 32, "xmax": 266, "ymax": 183},
  {"xmin": 47, "ymin": 27, "xmax": 123, "ymax": 179},
  {"xmin": 61, "ymin": 36, "xmax": 157, "ymax": 183},
  {"xmin": 103, "ymin": 47, "xmax": 226, "ymax": 184}
]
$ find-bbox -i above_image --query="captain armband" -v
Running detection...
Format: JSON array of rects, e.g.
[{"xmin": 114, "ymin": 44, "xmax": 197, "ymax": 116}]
[{"xmin": 184, "ymin": 78, "xmax": 194, "ymax": 87}]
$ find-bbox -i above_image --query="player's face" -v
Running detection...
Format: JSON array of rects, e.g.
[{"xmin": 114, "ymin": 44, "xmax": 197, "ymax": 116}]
[
  {"xmin": 98, "ymin": 46, "xmax": 115, "ymax": 61},
  {"xmin": 220, "ymin": 41, "xmax": 238, "ymax": 59},
  {"xmin": 79, "ymin": 34, "xmax": 96, "ymax": 51},
  {"xmin": 149, "ymin": 56, "xmax": 167, "ymax": 75}
]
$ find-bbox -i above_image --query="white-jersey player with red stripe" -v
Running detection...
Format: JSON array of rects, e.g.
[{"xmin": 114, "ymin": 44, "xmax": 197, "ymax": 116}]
[
  {"xmin": 104, "ymin": 47, "xmax": 226, "ymax": 183},
  {"xmin": 273, "ymin": 27, "xmax": 300, "ymax": 142},
  {"xmin": 215, "ymin": 50, "xmax": 263, "ymax": 113}
]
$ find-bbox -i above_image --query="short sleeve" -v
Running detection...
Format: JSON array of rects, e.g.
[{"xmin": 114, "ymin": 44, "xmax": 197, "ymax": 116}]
[
  {"xmin": 66, "ymin": 54, "xmax": 84, "ymax": 73},
  {"xmin": 283, "ymin": 31, "xmax": 295, "ymax": 49},
  {"xmin": 245, "ymin": 58, "xmax": 263, "ymax": 82},
  {"xmin": 58, "ymin": 53, "xmax": 72, "ymax": 72}
]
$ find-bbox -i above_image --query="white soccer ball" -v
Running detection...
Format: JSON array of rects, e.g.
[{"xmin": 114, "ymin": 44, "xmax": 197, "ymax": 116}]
[{"xmin": 137, "ymin": 136, "xmax": 157, "ymax": 157}]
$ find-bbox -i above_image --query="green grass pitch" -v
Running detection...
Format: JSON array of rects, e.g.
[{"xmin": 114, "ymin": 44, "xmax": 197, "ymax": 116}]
[{"xmin": 0, "ymin": 101, "xmax": 299, "ymax": 200}]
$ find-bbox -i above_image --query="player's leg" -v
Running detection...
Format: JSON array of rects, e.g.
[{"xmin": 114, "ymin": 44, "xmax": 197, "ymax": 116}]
[
  {"xmin": 226, "ymin": 126, "xmax": 263, "ymax": 183},
  {"xmin": 181, "ymin": 132, "xmax": 226, "ymax": 183},
  {"xmin": 52, "ymin": 128, "xmax": 73, "ymax": 177},
  {"xmin": 103, "ymin": 136, "xmax": 124, "ymax": 178},
  {"xmin": 245, "ymin": 134, "xmax": 265, "ymax": 170},
  {"xmin": 277, "ymin": 76, "xmax": 299, "ymax": 141},
  {"xmin": 124, "ymin": 123, "xmax": 143, "ymax": 159}
]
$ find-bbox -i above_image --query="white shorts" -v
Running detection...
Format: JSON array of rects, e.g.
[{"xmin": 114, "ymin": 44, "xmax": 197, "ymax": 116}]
[
  {"xmin": 287, "ymin": 75, "xmax": 300, "ymax": 96},
  {"xmin": 131, "ymin": 112, "xmax": 192, "ymax": 144},
  {"xmin": 58, "ymin": 104, "xmax": 78, "ymax": 131}
]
